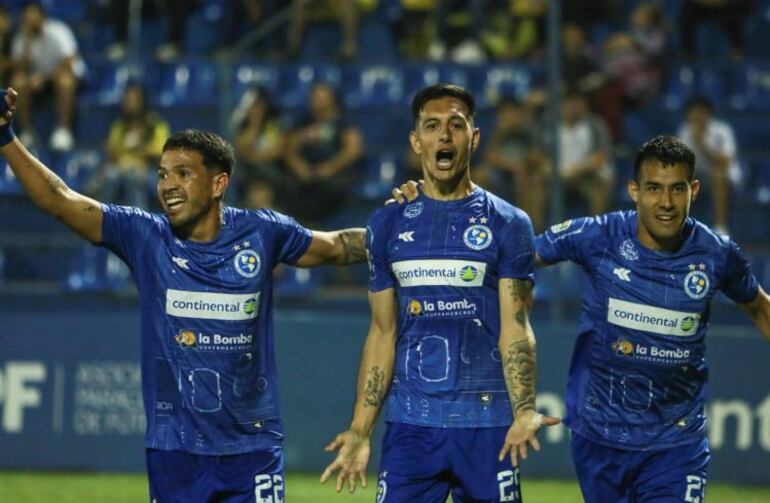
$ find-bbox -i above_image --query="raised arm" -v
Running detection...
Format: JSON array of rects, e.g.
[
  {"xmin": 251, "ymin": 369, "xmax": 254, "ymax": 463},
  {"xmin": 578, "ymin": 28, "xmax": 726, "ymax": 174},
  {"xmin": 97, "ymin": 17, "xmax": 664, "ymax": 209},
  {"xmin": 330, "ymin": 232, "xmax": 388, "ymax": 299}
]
[
  {"xmin": 0, "ymin": 88, "xmax": 102, "ymax": 243},
  {"xmin": 294, "ymin": 228, "xmax": 366, "ymax": 267},
  {"xmin": 497, "ymin": 277, "xmax": 560, "ymax": 467},
  {"xmin": 741, "ymin": 286, "xmax": 770, "ymax": 344},
  {"xmin": 320, "ymin": 288, "xmax": 398, "ymax": 493}
]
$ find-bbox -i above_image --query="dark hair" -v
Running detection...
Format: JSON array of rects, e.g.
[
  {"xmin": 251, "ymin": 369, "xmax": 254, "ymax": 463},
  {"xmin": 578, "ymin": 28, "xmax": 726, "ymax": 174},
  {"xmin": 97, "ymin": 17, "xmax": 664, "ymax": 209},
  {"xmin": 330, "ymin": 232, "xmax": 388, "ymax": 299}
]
[
  {"xmin": 23, "ymin": 1, "xmax": 44, "ymax": 13},
  {"xmin": 684, "ymin": 95, "xmax": 713, "ymax": 114},
  {"xmin": 163, "ymin": 129, "xmax": 235, "ymax": 176},
  {"xmin": 633, "ymin": 135, "xmax": 696, "ymax": 181},
  {"xmin": 411, "ymin": 84, "xmax": 475, "ymax": 125}
]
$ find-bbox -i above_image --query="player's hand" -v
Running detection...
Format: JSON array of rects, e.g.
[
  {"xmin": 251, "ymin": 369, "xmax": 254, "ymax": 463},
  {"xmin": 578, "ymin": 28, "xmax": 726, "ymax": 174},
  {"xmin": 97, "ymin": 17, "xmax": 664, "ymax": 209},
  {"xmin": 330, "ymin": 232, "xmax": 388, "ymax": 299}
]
[
  {"xmin": 320, "ymin": 429, "xmax": 371, "ymax": 494},
  {"xmin": 0, "ymin": 87, "xmax": 18, "ymax": 126},
  {"xmin": 498, "ymin": 410, "xmax": 560, "ymax": 467},
  {"xmin": 388, "ymin": 180, "xmax": 422, "ymax": 205}
]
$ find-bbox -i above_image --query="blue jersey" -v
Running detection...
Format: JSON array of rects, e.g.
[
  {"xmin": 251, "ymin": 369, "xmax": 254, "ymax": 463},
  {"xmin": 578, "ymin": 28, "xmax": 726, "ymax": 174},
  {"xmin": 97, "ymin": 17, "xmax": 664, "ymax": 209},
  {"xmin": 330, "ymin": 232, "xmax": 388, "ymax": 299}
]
[
  {"xmin": 367, "ymin": 187, "xmax": 535, "ymax": 428},
  {"xmin": 100, "ymin": 204, "xmax": 312, "ymax": 455},
  {"xmin": 536, "ymin": 211, "xmax": 758, "ymax": 450}
]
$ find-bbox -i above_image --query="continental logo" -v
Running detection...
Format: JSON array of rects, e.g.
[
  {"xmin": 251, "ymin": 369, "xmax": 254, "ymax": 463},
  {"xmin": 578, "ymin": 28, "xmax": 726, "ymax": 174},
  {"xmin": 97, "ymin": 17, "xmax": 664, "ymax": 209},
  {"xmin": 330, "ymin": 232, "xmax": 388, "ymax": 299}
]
[
  {"xmin": 166, "ymin": 289, "xmax": 261, "ymax": 321},
  {"xmin": 607, "ymin": 298, "xmax": 700, "ymax": 337},
  {"xmin": 406, "ymin": 296, "xmax": 480, "ymax": 319},
  {"xmin": 391, "ymin": 260, "xmax": 486, "ymax": 288}
]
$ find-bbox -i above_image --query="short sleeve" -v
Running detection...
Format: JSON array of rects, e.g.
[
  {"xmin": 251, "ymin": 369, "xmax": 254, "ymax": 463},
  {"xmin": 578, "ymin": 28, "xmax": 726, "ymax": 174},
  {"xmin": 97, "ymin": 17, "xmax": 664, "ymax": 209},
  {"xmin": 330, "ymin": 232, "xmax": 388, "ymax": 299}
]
[
  {"xmin": 51, "ymin": 21, "xmax": 78, "ymax": 58},
  {"xmin": 261, "ymin": 210, "xmax": 313, "ymax": 264},
  {"xmin": 721, "ymin": 239, "xmax": 759, "ymax": 304},
  {"xmin": 367, "ymin": 211, "xmax": 395, "ymax": 292},
  {"xmin": 99, "ymin": 204, "xmax": 156, "ymax": 268},
  {"xmin": 498, "ymin": 212, "xmax": 535, "ymax": 283},
  {"xmin": 535, "ymin": 216, "xmax": 596, "ymax": 266}
]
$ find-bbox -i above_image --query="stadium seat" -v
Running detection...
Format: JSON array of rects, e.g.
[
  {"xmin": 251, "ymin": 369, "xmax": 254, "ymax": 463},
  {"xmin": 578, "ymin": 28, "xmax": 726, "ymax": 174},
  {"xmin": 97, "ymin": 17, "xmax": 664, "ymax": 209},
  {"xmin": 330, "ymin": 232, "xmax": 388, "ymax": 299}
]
[
  {"xmin": 729, "ymin": 63, "xmax": 770, "ymax": 111},
  {"xmin": 231, "ymin": 63, "xmax": 281, "ymax": 106},
  {"xmin": 65, "ymin": 246, "xmax": 132, "ymax": 293},
  {"xmin": 154, "ymin": 60, "xmax": 219, "ymax": 108},
  {"xmin": 300, "ymin": 24, "xmax": 342, "ymax": 63},
  {"xmin": 479, "ymin": 64, "xmax": 543, "ymax": 108},
  {"xmin": 356, "ymin": 152, "xmax": 403, "ymax": 200},
  {"xmin": 749, "ymin": 160, "xmax": 770, "ymax": 204},
  {"xmin": 184, "ymin": 2, "xmax": 228, "ymax": 55},
  {"xmin": 662, "ymin": 65, "xmax": 727, "ymax": 111},
  {"xmin": 55, "ymin": 150, "xmax": 104, "ymax": 192},
  {"xmin": 358, "ymin": 18, "xmax": 398, "ymax": 62},
  {"xmin": 277, "ymin": 64, "xmax": 343, "ymax": 109},
  {"xmin": 41, "ymin": 0, "xmax": 86, "ymax": 22},
  {"xmin": 403, "ymin": 64, "xmax": 471, "ymax": 106},
  {"xmin": 343, "ymin": 65, "xmax": 404, "ymax": 109}
]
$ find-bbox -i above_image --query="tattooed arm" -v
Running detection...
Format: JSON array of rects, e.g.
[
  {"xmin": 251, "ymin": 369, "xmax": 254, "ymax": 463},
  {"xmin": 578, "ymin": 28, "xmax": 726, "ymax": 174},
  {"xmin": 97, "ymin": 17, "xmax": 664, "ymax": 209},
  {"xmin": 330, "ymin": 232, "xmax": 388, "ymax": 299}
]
[
  {"xmin": 321, "ymin": 287, "xmax": 397, "ymax": 493},
  {"xmin": 497, "ymin": 277, "xmax": 560, "ymax": 467},
  {"xmin": 0, "ymin": 90, "xmax": 102, "ymax": 243},
  {"xmin": 296, "ymin": 228, "xmax": 367, "ymax": 266}
]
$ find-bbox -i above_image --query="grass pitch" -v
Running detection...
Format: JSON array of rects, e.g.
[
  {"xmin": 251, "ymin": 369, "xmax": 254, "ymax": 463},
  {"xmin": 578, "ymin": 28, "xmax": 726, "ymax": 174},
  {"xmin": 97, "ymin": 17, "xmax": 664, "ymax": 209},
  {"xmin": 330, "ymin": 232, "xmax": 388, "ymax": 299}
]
[{"xmin": 1, "ymin": 471, "xmax": 769, "ymax": 502}]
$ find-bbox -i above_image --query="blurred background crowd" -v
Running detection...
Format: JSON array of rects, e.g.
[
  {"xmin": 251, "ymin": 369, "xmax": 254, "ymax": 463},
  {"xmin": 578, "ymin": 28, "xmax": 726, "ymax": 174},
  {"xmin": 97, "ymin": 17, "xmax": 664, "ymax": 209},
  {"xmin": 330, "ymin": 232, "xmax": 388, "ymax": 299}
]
[{"xmin": 0, "ymin": 0, "xmax": 768, "ymax": 307}]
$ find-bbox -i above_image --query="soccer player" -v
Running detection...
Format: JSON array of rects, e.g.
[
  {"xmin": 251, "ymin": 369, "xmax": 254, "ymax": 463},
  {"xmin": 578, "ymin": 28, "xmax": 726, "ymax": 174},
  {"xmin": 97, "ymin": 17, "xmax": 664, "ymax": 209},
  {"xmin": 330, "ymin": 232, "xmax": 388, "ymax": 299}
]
[
  {"xmin": 0, "ymin": 88, "xmax": 366, "ymax": 502},
  {"xmin": 536, "ymin": 135, "xmax": 770, "ymax": 502},
  {"xmin": 321, "ymin": 84, "xmax": 559, "ymax": 502}
]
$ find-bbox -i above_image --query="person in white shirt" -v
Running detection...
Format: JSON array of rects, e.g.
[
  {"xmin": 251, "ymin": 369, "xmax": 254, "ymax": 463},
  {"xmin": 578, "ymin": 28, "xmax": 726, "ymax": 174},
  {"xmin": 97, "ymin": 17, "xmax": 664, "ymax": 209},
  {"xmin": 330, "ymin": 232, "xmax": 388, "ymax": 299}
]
[
  {"xmin": 677, "ymin": 96, "xmax": 740, "ymax": 235},
  {"xmin": 10, "ymin": 2, "xmax": 85, "ymax": 151}
]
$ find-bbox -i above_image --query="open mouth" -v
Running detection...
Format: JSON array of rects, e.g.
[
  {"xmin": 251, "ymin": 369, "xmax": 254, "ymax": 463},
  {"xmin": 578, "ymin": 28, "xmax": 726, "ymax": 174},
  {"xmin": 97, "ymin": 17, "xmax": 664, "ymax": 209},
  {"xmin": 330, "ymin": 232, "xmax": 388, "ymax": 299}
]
[
  {"xmin": 656, "ymin": 214, "xmax": 677, "ymax": 223},
  {"xmin": 164, "ymin": 195, "xmax": 186, "ymax": 211},
  {"xmin": 436, "ymin": 149, "xmax": 455, "ymax": 168}
]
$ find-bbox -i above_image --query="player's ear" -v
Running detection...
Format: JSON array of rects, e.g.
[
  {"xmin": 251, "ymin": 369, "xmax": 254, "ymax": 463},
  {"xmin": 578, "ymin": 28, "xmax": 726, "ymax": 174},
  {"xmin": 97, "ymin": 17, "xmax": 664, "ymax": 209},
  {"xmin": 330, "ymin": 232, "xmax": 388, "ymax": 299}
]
[
  {"xmin": 690, "ymin": 179, "xmax": 700, "ymax": 202},
  {"xmin": 471, "ymin": 127, "xmax": 480, "ymax": 152},
  {"xmin": 212, "ymin": 171, "xmax": 229, "ymax": 199},
  {"xmin": 627, "ymin": 179, "xmax": 639, "ymax": 203},
  {"xmin": 409, "ymin": 130, "xmax": 421, "ymax": 155}
]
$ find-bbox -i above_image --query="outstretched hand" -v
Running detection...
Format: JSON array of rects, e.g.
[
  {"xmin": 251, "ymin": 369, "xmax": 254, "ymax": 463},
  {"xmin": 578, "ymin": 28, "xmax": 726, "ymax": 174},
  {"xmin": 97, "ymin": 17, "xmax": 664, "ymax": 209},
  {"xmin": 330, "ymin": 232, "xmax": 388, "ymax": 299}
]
[
  {"xmin": 387, "ymin": 179, "xmax": 422, "ymax": 205},
  {"xmin": 0, "ymin": 87, "xmax": 17, "ymax": 126},
  {"xmin": 498, "ymin": 411, "xmax": 561, "ymax": 467},
  {"xmin": 320, "ymin": 429, "xmax": 371, "ymax": 494}
]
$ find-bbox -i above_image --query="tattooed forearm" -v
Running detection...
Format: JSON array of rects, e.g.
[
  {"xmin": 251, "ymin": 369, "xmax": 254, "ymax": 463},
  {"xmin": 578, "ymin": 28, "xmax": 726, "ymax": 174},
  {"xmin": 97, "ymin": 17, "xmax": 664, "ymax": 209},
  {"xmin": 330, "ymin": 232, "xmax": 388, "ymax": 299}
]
[
  {"xmin": 506, "ymin": 279, "xmax": 533, "ymax": 327},
  {"xmin": 503, "ymin": 340, "xmax": 536, "ymax": 416},
  {"xmin": 363, "ymin": 366, "xmax": 385, "ymax": 407},
  {"xmin": 339, "ymin": 228, "xmax": 367, "ymax": 264},
  {"xmin": 46, "ymin": 173, "xmax": 66, "ymax": 195}
]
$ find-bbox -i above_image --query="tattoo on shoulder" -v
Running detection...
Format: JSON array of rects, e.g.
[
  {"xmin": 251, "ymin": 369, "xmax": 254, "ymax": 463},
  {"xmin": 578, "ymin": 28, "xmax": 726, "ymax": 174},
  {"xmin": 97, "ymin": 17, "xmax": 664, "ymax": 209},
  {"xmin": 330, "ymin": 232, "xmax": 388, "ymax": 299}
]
[
  {"xmin": 340, "ymin": 229, "xmax": 367, "ymax": 265},
  {"xmin": 363, "ymin": 366, "xmax": 385, "ymax": 407}
]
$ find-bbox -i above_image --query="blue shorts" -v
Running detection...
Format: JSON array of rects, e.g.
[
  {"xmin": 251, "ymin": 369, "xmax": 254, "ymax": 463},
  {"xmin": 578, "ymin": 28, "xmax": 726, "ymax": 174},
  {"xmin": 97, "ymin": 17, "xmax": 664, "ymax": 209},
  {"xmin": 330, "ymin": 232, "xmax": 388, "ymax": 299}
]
[
  {"xmin": 377, "ymin": 423, "xmax": 523, "ymax": 503},
  {"xmin": 146, "ymin": 447, "xmax": 284, "ymax": 503},
  {"xmin": 571, "ymin": 433, "xmax": 709, "ymax": 503}
]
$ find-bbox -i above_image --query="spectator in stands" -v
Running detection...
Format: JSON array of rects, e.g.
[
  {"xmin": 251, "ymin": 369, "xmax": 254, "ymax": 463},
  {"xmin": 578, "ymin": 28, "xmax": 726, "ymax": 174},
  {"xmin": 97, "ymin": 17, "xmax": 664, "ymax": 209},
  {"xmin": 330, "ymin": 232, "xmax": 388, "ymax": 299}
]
[
  {"xmin": 86, "ymin": 83, "xmax": 170, "ymax": 209},
  {"xmin": 481, "ymin": 97, "xmax": 549, "ymax": 232},
  {"xmin": 0, "ymin": 5, "xmax": 13, "ymax": 85},
  {"xmin": 630, "ymin": 1, "xmax": 668, "ymax": 64},
  {"xmin": 480, "ymin": 0, "xmax": 548, "ymax": 61},
  {"xmin": 562, "ymin": 23, "xmax": 603, "ymax": 95},
  {"xmin": 10, "ymin": 1, "xmax": 85, "ymax": 151},
  {"xmin": 559, "ymin": 90, "xmax": 614, "ymax": 215},
  {"xmin": 231, "ymin": 86, "xmax": 286, "ymax": 210},
  {"xmin": 288, "ymin": 0, "xmax": 376, "ymax": 60},
  {"xmin": 284, "ymin": 82, "xmax": 363, "ymax": 225},
  {"xmin": 392, "ymin": 0, "xmax": 439, "ymax": 60},
  {"xmin": 677, "ymin": 96, "xmax": 740, "ymax": 235},
  {"xmin": 680, "ymin": 0, "xmax": 751, "ymax": 61}
]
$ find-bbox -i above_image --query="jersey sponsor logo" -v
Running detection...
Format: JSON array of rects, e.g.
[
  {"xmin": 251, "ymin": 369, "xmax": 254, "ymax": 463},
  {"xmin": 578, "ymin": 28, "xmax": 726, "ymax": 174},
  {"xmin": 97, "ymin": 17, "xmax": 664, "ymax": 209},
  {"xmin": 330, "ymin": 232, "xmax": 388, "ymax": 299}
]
[
  {"xmin": 172, "ymin": 256, "xmax": 190, "ymax": 270},
  {"xmin": 166, "ymin": 289, "xmax": 261, "ymax": 320},
  {"xmin": 611, "ymin": 337, "xmax": 692, "ymax": 364},
  {"xmin": 463, "ymin": 224, "xmax": 493, "ymax": 250},
  {"xmin": 392, "ymin": 260, "xmax": 486, "ymax": 287},
  {"xmin": 234, "ymin": 249, "xmax": 261, "ymax": 278},
  {"xmin": 613, "ymin": 268, "xmax": 631, "ymax": 281},
  {"xmin": 684, "ymin": 267, "xmax": 710, "ymax": 300},
  {"xmin": 550, "ymin": 219, "xmax": 573, "ymax": 233},
  {"xmin": 407, "ymin": 296, "xmax": 480, "ymax": 318},
  {"xmin": 175, "ymin": 329, "xmax": 254, "ymax": 351},
  {"xmin": 398, "ymin": 231, "xmax": 415, "ymax": 242},
  {"xmin": 607, "ymin": 298, "xmax": 701, "ymax": 337},
  {"xmin": 403, "ymin": 201, "xmax": 424, "ymax": 219},
  {"xmin": 619, "ymin": 239, "xmax": 639, "ymax": 261}
]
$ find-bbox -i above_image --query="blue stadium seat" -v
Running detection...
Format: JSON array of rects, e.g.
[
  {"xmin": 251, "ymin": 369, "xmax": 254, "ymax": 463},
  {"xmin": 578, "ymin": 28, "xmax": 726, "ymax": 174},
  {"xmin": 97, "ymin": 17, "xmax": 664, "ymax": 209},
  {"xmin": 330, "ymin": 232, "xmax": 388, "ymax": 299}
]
[
  {"xmin": 479, "ymin": 64, "xmax": 543, "ymax": 108},
  {"xmin": 65, "ymin": 246, "xmax": 132, "ymax": 293},
  {"xmin": 343, "ymin": 65, "xmax": 404, "ymax": 109},
  {"xmin": 749, "ymin": 160, "xmax": 770, "ymax": 204},
  {"xmin": 154, "ymin": 60, "xmax": 219, "ymax": 108},
  {"xmin": 300, "ymin": 24, "xmax": 341, "ymax": 62},
  {"xmin": 41, "ymin": 0, "xmax": 86, "ymax": 22},
  {"xmin": 54, "ymin": 150, "xmax": 104, "ymax": 192},
  {"xmin": 83, "ymin": 61, "xmax": 134, "ymax": 106},
  {"xmin": 0, "ymin": 158, "xmax": 21, "ymax": 195},
  {"xmin": 357, "ymin": 152, "xmax": 403, "ymax": 200},
  {"xmin": 730, "ymin": 63, "xmax": 770, "ymax": 111},
  {"xmin": 358, "ymin": 18, "xmax": 398, "ymax": 62},
  {"xmin": 184, "ymin": 2, "xmax": 228, "ymax": 54},
  {"xmin": 662, "ymin": 65, "xmax": 727, "ymax": 111},
  {"xmin": 277, "ymin": 64, "xmax": 343, "ymax": 109},
  {"xmin": 232, "ymin": 63, "xmax": 281, "ymax": 106},
  {"xmin": 403, "ymin": 64, "xmax": 471, "ymax": 106}
]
